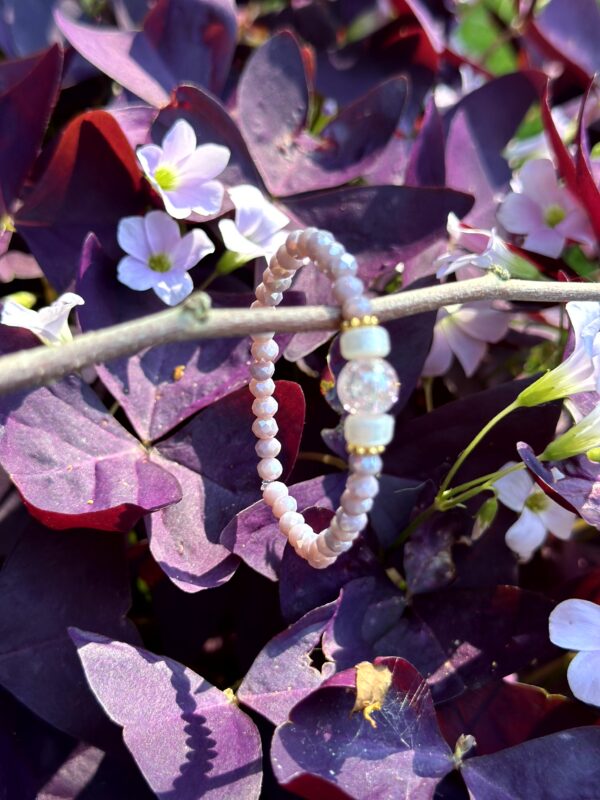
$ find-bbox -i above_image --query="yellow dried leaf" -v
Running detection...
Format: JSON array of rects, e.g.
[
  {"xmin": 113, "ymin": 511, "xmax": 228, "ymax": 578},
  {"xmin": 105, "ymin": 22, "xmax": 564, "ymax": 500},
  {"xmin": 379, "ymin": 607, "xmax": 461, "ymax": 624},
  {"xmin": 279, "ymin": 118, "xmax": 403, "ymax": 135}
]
[{"xmin": 351, "ymin": 661, "xmax": 392, "ymax": 729}]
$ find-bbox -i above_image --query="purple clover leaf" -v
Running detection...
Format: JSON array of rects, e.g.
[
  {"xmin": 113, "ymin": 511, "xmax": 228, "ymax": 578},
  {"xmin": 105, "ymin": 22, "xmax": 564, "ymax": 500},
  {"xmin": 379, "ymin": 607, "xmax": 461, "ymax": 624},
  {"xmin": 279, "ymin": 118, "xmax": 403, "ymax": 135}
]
[
  {"xmin": 70, "ymin": 629, "xmax": 263, "ymax": 799},
  {"xmin": 117, "ymin": 210, "xmax": 215, "ymax": 305},
  {"xmin": 137, "ymin": 119, "xmax": 230, "ymax": 219}
]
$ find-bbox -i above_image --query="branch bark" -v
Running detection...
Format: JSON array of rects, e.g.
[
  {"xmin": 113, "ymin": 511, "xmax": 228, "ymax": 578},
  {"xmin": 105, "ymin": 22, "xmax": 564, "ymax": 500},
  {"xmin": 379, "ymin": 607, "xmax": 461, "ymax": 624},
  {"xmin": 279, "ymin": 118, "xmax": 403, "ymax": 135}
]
[{"xmin": 1, "ymin": 275, "xmax": 600, "ymax": 396}]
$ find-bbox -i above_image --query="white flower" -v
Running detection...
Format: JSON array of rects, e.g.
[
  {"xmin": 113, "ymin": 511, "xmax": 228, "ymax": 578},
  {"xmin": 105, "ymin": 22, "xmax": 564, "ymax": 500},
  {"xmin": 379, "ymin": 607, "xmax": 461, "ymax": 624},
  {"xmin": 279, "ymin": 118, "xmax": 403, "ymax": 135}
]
[
  {"xmin": 117, "ymin": 210, "xmax": 215, "ymax": 306},
  {"xmin": 494, "ymin": 462, "xmax": 576, "ymax": 560},
  {"xmin": 517, "ymin": 300, "xmax": 600, "ymax": 407},
  {"xmin": 137, "ymin": 119, "xmax": 230, "ymax": 220},
  {"xmin": 549, "ymin": 598, "xmax": 600, "ymax": 706},
  {"xmin": 0, "ymin": 292, "xmax": 84, "ymax": 345},
  {"xmin": 422, "ymin": 302, "xmax": 510, "ymax": 378},
  {"xmin": 542, "ymin": 401, "xmax": 600, "ymax": 461},
  {"xmin": 218, "ymin": 185, "xmax": 290, "ymax": 260}
]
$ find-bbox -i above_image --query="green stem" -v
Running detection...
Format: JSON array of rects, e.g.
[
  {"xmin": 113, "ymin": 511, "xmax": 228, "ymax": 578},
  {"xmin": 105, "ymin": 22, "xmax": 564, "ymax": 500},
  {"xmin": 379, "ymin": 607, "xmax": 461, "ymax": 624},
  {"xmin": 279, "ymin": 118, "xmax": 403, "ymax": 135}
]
[
  {"xmin": 438, "ymin": 400, "xmax": 519, "ymax": 495},
  {"xmin": 442, "ymin": 461, "xmax": 525, "ymax": 499},
  {"xmin": 439, "ymin": 482, "xmax": 494, "ymax": 509}
]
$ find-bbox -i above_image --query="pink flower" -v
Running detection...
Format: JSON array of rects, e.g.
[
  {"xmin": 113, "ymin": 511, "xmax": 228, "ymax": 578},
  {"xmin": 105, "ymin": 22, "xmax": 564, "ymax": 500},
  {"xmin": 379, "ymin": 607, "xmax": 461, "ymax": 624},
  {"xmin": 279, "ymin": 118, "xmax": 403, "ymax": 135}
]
[
  {"xmin": 497, "ymin": 159, "xmax": 595, "ymax": 258},
  {"xmin": 137, "ymin": 120, "xmax": 230, "ymax": 220},
  {"xmin": 117, "ymin": 211, "xmax": 214, "ymax": 306},
  {"xmin": 422, "ymin": 302, "xmax": 510, "ymax": 378},
  {"xmin": 549, "ymin": 598, "xmax": 600, "ymax": 706}
]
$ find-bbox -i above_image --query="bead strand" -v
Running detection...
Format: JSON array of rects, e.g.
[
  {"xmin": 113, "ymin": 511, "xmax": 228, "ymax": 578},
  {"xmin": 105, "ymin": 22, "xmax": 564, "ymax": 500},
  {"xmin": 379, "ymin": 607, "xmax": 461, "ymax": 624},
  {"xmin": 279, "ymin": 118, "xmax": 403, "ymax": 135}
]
[{"xmin": 250, "ymin": 229, "xmax": 400, "ymax": 568}]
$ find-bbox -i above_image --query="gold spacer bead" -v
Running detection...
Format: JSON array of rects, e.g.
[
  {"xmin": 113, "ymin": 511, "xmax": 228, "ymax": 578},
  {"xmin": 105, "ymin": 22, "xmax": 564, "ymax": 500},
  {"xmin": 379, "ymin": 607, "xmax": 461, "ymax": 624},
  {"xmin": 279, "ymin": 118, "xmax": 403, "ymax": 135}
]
[{"xmin": 340, "ymin": 314, "xmax": 380, "ymax": 332}]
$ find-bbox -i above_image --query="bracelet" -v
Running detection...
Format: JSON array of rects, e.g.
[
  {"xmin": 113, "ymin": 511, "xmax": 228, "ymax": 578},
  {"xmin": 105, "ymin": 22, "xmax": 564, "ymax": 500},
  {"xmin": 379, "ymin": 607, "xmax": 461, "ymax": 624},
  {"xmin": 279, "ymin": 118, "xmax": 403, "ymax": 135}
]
[{"xmin": 249, "ymin": 228, "xmax": 400, "ymax": 568}]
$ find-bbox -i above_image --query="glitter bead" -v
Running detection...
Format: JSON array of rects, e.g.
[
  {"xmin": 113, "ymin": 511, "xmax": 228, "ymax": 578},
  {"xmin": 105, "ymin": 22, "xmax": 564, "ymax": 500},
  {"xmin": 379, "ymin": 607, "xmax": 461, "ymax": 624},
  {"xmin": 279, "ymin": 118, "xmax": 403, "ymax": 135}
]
[{"xmin": 337, "ymin": 359, "xmax": 399, "ymax": 414}]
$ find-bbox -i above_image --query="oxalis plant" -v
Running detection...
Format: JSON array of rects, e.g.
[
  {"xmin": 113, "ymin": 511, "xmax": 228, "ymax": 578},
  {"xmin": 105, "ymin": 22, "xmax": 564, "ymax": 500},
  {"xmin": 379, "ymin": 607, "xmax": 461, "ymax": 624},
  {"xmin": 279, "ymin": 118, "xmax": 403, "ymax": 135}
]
[{"xmin": 2, "ymin": 0, "xmax": 600, "ymax": 798}]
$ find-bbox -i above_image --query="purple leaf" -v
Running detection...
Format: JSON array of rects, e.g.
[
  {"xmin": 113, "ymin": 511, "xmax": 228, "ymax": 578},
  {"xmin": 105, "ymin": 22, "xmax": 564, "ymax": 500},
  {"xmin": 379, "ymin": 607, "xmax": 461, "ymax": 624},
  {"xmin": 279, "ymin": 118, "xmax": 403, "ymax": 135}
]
[
  {"xmin": 154, "ymin": 85, "xmax": 264, "ymax": 192},
  {"xmin": 238, "ymin": 603, "xmax": 337, "ymax": 725},
  {"xmin": 282, "ymin": 184, "xmax": 472, "ymax": 358},
  {"xmin": 403, "ymin": 509, "xmax": 460, "ymax": 594},
  {"xmin": 0, "ymin": 372, "xmax": 182, "ymax": 532},
  {"xmin": 462, "ymin": 727, "xmax": 600, "ymax": 800},
  {"xmin": 518, "ymin": 441, "xmax": 600, "ymax": 526},
  {"xmin": 220, "ymin": 472, "xmax": 345, "ymax": 581},
  {"xmin": 0, "ymin": 45, "xmax": 62, "ymax": 216},
  {"xmin": 237, "ymin": 31, "xmax": 408, "ymax": 195},
  {"xmin": 16, "ymin": 110, "xmax": 147, "ymax": 292},
  {"xmin": 108, "ymin": 103, "xmax": 158, "ymax": 149},
  {"xmin": 530, "ymin": 0, "xmax": 600, "ymax": 85},
  {"xmin": 271, "ymin": 657, "xmax": 453, "ymax": 799},
  {"xmin": 0, "ymin": 0, "xmax": 59, "ymax": 57},
  {"xmin": 322, "ymin": 577, "xmax": 556, "ymax": 702},
  {"xmin": 70, "ymin": 630, "xmax": 263, "ymax": 799},
  {"xmin": 438, "ymin": 679, "xmax": 600, "ymax": 757},
  {"xmin": 78, "ymin": 236, "xmax": 256, "ymax": 442},
  {"xmin": 0, "ymin": 522, "xmax": 139, "ymax": 747},
  {"xmin": 405, "ymin": 97, "xmax": 446, "ymax": 187},
  {"xmin": 150, "ymin": 381, "xmax": 304, "ymax": 591},
  {"xmin": 56, "ymin": 0, "xmax": 237, "ymax": 106}
]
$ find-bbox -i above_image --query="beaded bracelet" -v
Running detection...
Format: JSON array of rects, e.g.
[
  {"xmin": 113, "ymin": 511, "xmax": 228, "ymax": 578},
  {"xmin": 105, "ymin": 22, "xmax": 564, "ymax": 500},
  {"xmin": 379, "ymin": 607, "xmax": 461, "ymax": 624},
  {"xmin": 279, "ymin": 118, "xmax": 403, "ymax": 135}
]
[{"xmin": 249, "ymin": 228, "xmax": 400, "ymax": 568}]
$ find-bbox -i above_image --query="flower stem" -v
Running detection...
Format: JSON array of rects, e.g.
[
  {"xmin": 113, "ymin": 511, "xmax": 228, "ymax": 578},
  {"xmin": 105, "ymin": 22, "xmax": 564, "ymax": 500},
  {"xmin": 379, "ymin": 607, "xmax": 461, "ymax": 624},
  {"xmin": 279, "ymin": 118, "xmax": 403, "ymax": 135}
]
[
  {"xmin": 388, "ymin": 504, "xmax": 437, "ymax": 551},
  {"xmin": 438, "ymin": 400, "xmax": 519, "ymax": 495},
  {"xmin": 441, "ymin": 462, "xmax": 525, "ymax": 500}
]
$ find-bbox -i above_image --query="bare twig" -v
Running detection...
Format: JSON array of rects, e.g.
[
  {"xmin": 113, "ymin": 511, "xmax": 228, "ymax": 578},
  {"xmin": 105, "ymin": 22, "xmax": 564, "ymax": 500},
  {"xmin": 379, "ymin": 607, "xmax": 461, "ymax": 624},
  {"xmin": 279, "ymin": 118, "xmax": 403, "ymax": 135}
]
[{"xmin": 1, "ymin": 275, "xmax": 600, "ymax": 396}]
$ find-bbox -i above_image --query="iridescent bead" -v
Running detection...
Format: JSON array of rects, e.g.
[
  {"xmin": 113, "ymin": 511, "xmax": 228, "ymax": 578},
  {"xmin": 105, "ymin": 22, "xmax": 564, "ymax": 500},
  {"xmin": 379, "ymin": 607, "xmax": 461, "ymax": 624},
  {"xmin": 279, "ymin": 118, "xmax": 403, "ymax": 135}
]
[
  {"xmin": 252, "ymin": 417, "xmax": 278, "ymax": 439},
  {"xmin": 258, "ymin": 457, "xmax": 283, "ymax": 481},
  {"xmin": 279, "ymin": 511, "xmax": 304, "ymax": 535},
  {"xmin": 250, "ymin": 361, "xmax": 275, "ymax": 380},
  {"xmin": 347, "ymin": 474, "xmax": 379, "ymax": 499},
  {"xmin": 251, "ymin": 339, "xmax": 279, "ymax": 361},
  {"xmin": 249, "ymin": 378, "xmax": 275, "ymax": 397},
  {"xmin": 273, "ymin": 495, "xmax": 297, "ymax": 518},
  {"xmin": 337, "ymin": 359, "xmax": 399, "ymax": 414},
  {"xmin": 255, "ymin": 438, "xmax": 281, "ymax": 458},
  {"xmin": 348, "ymin": 454, "xmax": 383, "ymax": 475},
  {"xmin": 332, "ymin": 276, "xmax": 364, "ymax": 303},
  {"xmin": 252, "ymin": 396, "xmax": 278, "ymax": 418},
  {"xmin": 342, "ymin": 296, "xmax": 373, "ymax": 320}
]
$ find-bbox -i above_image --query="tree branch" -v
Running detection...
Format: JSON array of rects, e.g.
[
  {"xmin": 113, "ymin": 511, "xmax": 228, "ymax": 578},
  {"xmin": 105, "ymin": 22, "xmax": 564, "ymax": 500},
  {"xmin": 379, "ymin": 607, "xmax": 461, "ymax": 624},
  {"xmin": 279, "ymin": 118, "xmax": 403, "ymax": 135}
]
[{"xmin": 1, "ymin": 275, "xmax": 600, "ymax": 396}]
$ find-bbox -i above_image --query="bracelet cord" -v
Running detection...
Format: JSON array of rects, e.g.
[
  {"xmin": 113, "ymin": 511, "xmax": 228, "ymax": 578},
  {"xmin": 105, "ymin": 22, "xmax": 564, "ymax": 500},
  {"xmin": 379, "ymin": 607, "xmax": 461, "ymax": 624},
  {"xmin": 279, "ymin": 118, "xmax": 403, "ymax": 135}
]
[{"xmin": 249, "ymin": 228, "xmax": 401, "ymax": 568}]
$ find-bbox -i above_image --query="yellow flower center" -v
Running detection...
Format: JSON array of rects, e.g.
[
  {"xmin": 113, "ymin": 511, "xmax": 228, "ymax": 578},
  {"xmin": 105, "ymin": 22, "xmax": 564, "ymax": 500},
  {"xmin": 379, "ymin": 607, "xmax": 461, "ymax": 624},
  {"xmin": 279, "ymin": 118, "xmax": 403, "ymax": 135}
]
[
  {"xmin": 544, "ymin": 204, "xmax": 566, "ymax": 228},
  {"xmin": 148, "ymin": 253, "xmax": 172, "ymax": 273},
  {"xmin": 154, "ymin": 165, "xmax": 178, "ymax": 191},
  {"xmin": 525, "ymin": 491, "xmax": 548, "ymax": 513}
]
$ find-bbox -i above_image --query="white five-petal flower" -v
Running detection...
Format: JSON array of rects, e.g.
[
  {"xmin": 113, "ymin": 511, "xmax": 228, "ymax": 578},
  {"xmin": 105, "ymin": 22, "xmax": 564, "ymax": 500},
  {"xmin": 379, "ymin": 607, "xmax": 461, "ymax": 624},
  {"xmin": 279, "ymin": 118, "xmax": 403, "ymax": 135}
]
[
  {"xmin": 218, "ymin": 185, "xmax": 290, "ymax": 260},
  {"xmin": 137, "ymin": 119, "xmax": 230, "ymax": 220},
  {"xmin": 117, "ymin": 210, "xmax": 215, "ymax": 306},
  {"xmin": 0, "ymin": 292, "xmax": 84, "ymax": 345},
  {"xmin": 494, "ymin": 462, "xmax": 576, "ymax": 561},
  {"xmin": 550, "ymin": 598, "xmax": 600, "ymax": 706}
]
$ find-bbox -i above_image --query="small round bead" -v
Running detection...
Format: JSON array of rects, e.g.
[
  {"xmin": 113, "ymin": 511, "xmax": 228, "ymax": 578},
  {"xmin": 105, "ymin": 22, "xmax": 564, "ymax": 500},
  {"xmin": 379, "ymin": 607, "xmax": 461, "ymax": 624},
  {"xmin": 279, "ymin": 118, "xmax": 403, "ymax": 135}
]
[
  {"xmin": 335, "ymin": 509, "xmax": 368, "ymax": 533},
  {"xmin": 252, "ymin": 417, "xmax": 278, "ymax": 439},
  {"xmin": 342, "ymin": 296, "xmax": 374, "ymax": 320},
  {"xmin": 279, "ymin": 510, "xmax": 305, "ymax": 535},
  {"xmin": 316, "ymin": 533, "xmax": 336, "ymax": 557},
  {"xmin": 252, "ymin": 396, "xmax": 278, "ymax": 418},
  {"xmin": 268, "ymin": 261, "xmax": 296, "ymax": 280},
  {"xmin": 323, "ymin": 527, "xmax": 353, "ymax": 554},
  {"xmin": 255, "ymin": 283, "xmax": 283, "ymax": 306},
  {"xmin": 308, "ymin": 544, "xmax": 337, "ymax": 569},
  {"xmin": 251, "ymin": 330, "xmax": 276, "ymax": 343},
  {"xmin": 348, "ymin": 454, "xmax": 383, "ymax": 475},
  {"xmin": 273, "ymin": 494, "xmax": 297, "ymax": 518},
  {"xmin": 258, "ymin": 457, "xmax": 283, "ymax": 481},
  {"xmin": 250, "ymin": 361, "xmax": 275, "ymax": 380},
  {"xmin": 255, "ymin": 438, "xmax": 281, "ymax": 458},
  {"xmin": 329, "ymin": 518, "xmax": 359, "ymax": 542},
  {"xmin": 263, "ymin": 481, "xmax": 288, "ymax": 506},
  {"xmin": 297, "ymin": 228, "xmax": 319, "ymax": 253},
  {"xmin": 306, "ymin": 230, "xmax": 335, "ymax": 262},
  {"xmin": 344, "ymin": 413, "xmax": 395, "ymax": 447},
  {"xmin": 333, "ymin": 275, "xmax": 365, "ymax": 303},
  {"xmin": 328, "ymin": 253, "xmax": 358, "ymax": 279},
  {"xmin": 277, "ymin": 245, "xmax": 303, "ymax": 271},
  {"xmin": 285, "ymin": 230, "xmax": 303, "ymax": 256},
  {"xmin": 347, "ymin": 474, "xmax": 379, "ymax": 500},
  {"xmin": 250, "ymin": 378, "xmax": 275, "ymax": 398},
  {"xmin": 340, "ymin": 326, "xmax": 391, "ymax": 360},
  {"xmin": 341, "ymin": 490, "xmax": 374, "ymax": 516},
  {"xmin": 266, "ymin": 275, "xmax": 293, "ymax": 292},
  {"xmin": 289, "ymin": 522, "xmax": 315, "ymax": 549},
  {"xmin": 251, "ymin": 339, "xmax": 279, "ymax": 361}
]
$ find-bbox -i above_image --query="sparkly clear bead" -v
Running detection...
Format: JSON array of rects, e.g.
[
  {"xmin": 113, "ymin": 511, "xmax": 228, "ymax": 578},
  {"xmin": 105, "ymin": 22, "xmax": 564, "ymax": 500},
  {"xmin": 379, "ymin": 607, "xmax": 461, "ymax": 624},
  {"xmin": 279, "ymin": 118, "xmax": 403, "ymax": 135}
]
[{"xmin": 336, "ymin": 358, "xmax": 400, "ymax": 414}]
